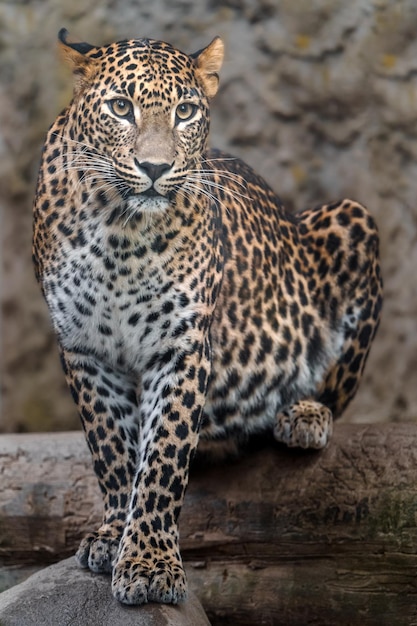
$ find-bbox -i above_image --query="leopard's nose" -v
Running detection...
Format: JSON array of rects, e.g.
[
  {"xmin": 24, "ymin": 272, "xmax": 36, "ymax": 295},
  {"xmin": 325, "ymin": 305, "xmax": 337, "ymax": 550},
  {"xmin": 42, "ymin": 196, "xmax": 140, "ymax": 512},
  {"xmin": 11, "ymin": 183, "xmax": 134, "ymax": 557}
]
[{"xmin": 134, "ymin": 160, "xmax": 172, "ymax": 182}]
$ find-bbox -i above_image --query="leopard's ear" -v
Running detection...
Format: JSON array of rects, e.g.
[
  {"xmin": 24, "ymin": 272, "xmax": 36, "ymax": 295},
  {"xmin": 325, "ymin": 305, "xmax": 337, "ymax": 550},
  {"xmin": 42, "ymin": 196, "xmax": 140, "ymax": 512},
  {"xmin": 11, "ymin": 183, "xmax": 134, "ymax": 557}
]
[
  {"xmin": 192, "ymin": 37, "xmax": 224, "ymax": 98},
  {"xmin": 58, "ymin": 28, "xmax": 98, "ymax": 95}
]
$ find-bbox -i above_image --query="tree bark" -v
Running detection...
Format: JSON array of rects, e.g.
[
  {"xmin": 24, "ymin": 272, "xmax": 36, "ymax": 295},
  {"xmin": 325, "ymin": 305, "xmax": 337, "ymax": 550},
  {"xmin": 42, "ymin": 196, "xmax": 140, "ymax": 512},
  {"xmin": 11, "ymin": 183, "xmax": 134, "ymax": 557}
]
[{"xmin": 1, "ymin": 424, "xmax": 417, "ymax": 625}]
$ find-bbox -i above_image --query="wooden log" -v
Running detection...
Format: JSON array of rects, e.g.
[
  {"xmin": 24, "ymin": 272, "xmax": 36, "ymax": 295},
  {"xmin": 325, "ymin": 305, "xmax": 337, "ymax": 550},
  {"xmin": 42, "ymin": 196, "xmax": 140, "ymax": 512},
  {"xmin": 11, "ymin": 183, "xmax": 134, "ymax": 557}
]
[{"xmin": 1, "ymin": 424, "xmax": 417, "ymax": 625}]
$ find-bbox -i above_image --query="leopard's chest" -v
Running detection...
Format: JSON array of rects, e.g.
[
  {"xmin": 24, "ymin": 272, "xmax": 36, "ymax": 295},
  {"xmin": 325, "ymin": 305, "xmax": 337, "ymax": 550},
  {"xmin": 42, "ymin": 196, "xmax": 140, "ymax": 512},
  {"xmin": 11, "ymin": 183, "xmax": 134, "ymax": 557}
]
[{"xmin": 42, "ymin": 230, "xmax": 196, "ymax": 372}]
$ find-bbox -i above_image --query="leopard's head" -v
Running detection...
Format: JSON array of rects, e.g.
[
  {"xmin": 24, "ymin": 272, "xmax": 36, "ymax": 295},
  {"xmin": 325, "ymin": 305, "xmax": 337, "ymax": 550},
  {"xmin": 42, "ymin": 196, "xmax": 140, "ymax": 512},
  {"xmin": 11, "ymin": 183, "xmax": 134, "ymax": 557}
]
[{"xmin": 58, "ymin": 29, "xmax": 224, "ymax": 214}]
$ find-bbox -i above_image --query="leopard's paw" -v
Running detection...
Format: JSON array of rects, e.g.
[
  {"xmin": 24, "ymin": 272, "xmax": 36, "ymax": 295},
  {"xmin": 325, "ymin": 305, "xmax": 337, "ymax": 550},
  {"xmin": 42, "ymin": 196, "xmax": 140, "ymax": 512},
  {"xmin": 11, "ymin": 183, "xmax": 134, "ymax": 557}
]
[
  {"xmin": 274, "ymin": 400, "xmax": 333, "ymax": 449},
  {"xmin": 76, "ymin": 527, "xmax": 122, "ymax": 573},
  {"xmin": 112, "ymin": 555, "xmax": 187, "ymax": 605}
]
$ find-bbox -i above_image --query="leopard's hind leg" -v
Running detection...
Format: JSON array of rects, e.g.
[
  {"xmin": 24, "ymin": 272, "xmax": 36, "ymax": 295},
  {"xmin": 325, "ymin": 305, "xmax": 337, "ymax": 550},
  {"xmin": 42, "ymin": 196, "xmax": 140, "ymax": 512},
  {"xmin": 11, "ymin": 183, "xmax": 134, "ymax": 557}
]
[
  {"xmin": 274, "ymin": 200, "xmax": 383, "ymax": 451},
  {"xmin": 274, "ymin": 400, "xmax": 333, "ymax": 449}
]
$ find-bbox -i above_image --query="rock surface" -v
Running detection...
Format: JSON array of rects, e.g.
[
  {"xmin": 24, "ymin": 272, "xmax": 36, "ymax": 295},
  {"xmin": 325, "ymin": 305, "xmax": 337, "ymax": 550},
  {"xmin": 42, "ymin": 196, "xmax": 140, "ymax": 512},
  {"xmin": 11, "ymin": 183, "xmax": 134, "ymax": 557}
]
[
  {"xmin": 2, "ymin": 0, "xmax": 417, "ymax": 430},
  {"xmin": 0, "ymin": 557, "xmax": 210, "ymax": 626}
]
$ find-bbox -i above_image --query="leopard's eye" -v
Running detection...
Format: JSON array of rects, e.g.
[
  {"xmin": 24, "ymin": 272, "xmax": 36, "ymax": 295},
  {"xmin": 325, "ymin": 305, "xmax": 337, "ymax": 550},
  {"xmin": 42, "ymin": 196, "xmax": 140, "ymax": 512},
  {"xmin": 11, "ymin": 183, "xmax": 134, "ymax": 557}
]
[
  {"xmin": 108, "ymin": 98, "xmax": 134, "ymax": 119},
  {"xmin": 175, "ymin": 102, "xmax": 198, "ymax": 124}
]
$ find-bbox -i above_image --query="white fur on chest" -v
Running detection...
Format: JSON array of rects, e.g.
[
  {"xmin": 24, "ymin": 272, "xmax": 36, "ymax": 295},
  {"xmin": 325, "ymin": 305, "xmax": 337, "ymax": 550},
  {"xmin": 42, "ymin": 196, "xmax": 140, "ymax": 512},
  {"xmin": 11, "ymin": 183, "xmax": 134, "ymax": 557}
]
[{"xmin": 44, "ymin": 232, "xmax": 191, "ymax": 373}]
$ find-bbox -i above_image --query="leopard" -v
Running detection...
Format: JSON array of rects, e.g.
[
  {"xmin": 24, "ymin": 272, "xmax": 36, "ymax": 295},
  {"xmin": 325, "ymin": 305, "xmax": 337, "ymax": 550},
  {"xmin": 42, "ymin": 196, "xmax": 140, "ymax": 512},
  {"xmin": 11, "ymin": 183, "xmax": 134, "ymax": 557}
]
[{"xmin": 32, "ymin": 28, "xmax": 383, "ymax": 606}]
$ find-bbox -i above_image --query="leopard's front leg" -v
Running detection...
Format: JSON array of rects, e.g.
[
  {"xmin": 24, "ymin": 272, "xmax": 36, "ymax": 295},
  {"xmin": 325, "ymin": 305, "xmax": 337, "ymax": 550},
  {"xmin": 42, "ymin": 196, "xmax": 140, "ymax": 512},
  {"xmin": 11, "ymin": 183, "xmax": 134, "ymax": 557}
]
[
  {"xmin": 112, "ymin": 341, "xmax": 210, "ymax": 605},
  {"xmin": 61, "ymin": 349, "xmax": 139, "ymax": 573}
]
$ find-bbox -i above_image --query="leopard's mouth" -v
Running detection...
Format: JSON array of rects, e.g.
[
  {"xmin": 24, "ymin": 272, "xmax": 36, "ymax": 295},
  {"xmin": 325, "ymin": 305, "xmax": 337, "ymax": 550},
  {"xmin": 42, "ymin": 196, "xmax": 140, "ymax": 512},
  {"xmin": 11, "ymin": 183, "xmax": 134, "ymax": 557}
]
[{"xmin": 141, "ymin": 187, "xmax": 162, "ymax": 198}]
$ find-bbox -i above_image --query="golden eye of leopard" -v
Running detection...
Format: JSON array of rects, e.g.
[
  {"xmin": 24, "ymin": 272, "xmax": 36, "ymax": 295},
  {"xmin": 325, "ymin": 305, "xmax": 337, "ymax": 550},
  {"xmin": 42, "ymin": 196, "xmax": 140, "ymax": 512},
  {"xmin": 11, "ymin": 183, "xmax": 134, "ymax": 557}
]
[
  {"xmin": 108, "ymin": 98, "xmax": 133, "ymax": 119},
  {"xmin": 175, "ymin": 103, "xmax": 198, "ymax": 123}
]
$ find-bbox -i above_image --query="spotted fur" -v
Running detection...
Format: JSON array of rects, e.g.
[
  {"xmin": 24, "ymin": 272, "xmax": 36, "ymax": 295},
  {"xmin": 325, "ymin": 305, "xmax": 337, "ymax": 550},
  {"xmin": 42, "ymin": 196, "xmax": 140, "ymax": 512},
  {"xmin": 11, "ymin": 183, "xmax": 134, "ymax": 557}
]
[{"xmin": 32, "ymin": 29, "xmax": 383, "ymax": 606}]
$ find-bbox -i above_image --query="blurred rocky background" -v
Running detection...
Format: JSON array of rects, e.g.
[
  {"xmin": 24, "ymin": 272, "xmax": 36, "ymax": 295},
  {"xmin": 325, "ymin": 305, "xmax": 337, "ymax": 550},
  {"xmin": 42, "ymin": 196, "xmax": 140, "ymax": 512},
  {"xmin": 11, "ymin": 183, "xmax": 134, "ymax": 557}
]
[{"xmin": 1, "ymin": 0, "xmax": 417, "ymax": 432}]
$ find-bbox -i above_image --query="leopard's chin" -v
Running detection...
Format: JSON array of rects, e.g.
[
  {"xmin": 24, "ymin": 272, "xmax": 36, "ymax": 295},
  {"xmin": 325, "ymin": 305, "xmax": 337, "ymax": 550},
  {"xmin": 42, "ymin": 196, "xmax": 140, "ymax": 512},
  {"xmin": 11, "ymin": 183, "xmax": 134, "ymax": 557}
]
[{"xmin": 127, "ymin": 193, "xmax": 170, "ymax": 214}]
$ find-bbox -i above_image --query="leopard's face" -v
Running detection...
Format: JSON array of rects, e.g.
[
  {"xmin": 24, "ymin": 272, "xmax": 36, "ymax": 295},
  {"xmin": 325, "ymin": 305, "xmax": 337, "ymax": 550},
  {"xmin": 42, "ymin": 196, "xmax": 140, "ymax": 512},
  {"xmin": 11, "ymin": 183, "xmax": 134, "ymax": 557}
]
[{"xmin": 60, "ymin": 31, "xmax": 224, "ymax": 214}]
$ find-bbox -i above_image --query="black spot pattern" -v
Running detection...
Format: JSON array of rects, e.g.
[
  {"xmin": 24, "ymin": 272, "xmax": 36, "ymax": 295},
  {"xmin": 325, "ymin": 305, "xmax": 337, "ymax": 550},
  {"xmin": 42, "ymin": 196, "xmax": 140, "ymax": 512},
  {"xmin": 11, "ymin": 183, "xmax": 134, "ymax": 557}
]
[{"xmin": 33, "ymin": 32, "xmax": 383, "ymax": 608}]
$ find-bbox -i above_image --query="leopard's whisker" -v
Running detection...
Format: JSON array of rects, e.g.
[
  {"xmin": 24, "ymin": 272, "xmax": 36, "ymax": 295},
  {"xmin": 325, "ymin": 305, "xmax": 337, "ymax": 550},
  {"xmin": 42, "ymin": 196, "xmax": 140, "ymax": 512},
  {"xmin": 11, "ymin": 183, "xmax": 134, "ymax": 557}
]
[
  {"xmin": 186, "ymin": 174, "xmax": 252, "ymax": 205},
  {"xmin": 192, "ymin": 177, "xmax": 252, "ymax": 202},
  {"xmin": 189, "ymin": 168, "xmax": 248, "ymax": 189},
  {"xmin": 181, "ymin": 180, "xmax": 231, "ymax": 216}
]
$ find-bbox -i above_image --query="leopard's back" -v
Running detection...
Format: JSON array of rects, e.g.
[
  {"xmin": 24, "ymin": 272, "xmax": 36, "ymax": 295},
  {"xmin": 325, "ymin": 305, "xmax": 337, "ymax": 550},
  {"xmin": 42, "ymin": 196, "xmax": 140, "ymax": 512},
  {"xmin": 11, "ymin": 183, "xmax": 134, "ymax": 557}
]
[{"xmin": 195, "ymin": 152, "xmax": 382, "ymax": 452}]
